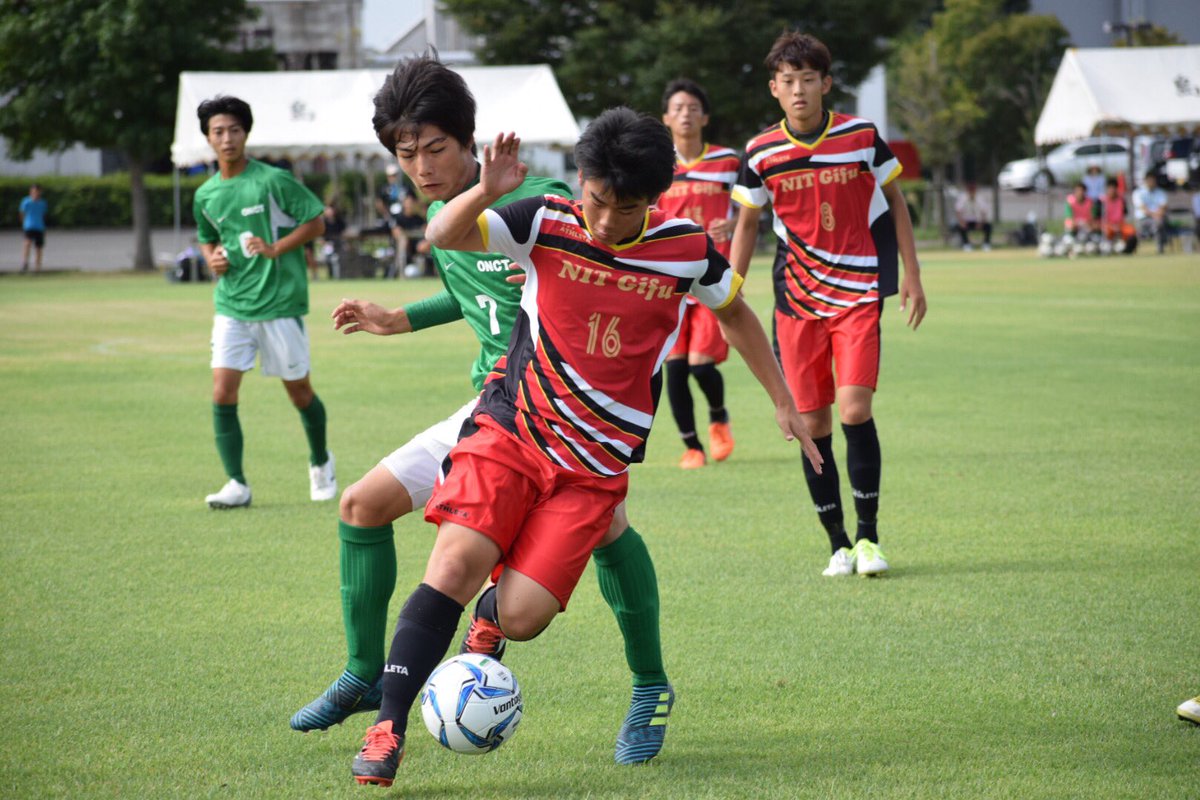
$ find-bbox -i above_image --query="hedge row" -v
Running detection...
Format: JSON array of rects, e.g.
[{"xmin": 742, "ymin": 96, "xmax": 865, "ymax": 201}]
[{"xmin": 1, "ymin": 171, "xmax": 379, "ymax": 229}]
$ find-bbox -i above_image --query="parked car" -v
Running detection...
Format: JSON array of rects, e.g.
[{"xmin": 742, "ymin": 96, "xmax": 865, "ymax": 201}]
[{"xmin": 999, "ymin": 136, "xmax": 1135, "ymax": 192}]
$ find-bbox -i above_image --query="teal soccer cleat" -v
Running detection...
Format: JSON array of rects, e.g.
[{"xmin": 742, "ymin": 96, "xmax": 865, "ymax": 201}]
[
  {"xmin": 290, "ymin": 670, "xmax": 382, "ymax": 732},
  {"xmin": 614, "ymin": 683, "xmax": 674, "ymax": 765}
]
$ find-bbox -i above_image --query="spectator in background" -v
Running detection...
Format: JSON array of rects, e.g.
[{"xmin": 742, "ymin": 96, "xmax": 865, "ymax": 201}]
[
  {"xmin": 1100, "ymin": 177, "xmax": 1137, "ymax": 254},
  {"xmin": 1191, "ymin": 187, "xmax": 1200, "ymax": 250},
  {"xmin": 19, "ymin": 183, "xmax": 47, "ymax": 273},
  {"xmin": 1132, "ymin": 171, "xmax": 1169, "ymax": 254},
  {"xmin": 393, "ymin": 193, "xmax": 433, "ymax": 277},
  {"xmin": 1082, "ymin": 163, "xmax": 1106, "ymax": 228},
  {"xmin": 320, "ymin": 201, "xmax": 347, "ymax": 279},
  {"xmin": 954, "ymin": 182, "xmax": 992, "ymax": 251},
  {"xmin": 1064, "ymin": 182, "xmax": 1096, "ymax": 238}
]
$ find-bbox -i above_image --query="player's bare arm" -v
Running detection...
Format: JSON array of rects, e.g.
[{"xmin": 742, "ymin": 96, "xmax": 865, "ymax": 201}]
[
  {"xmin": 245, "ymin": 215, "xmax": 325, "ymax": 260},
  {"xmin": 331, "ymin": 298, "xmax": 414, "ymax": 336},
  {"xmin": 883, "ymin": 181, "xmax": 927, "ymax": 330},
  {"xmin": 426, "ymin": 132, "xmax": 527, "ymax": 252},
  {"xmin": 713, "ymin": 294, "xmax": 823, "ymax": 473},
  {"xmin": 729, "ymin": 204, "xmax": 762, "ymax": 278}
]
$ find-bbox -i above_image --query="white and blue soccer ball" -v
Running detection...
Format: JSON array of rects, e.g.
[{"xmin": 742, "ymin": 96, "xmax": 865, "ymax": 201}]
[{"xmin": 420, "ymin": 653, "xmax": 523, "ymax": 755}]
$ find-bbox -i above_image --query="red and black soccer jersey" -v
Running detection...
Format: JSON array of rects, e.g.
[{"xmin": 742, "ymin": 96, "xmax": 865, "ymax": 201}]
[
  {"xmin": 656, "ymin": 144, "xmax": 740, "ymax": 258},
  {"xmin": 733, "ymin": 112, "xmax": 901, "ymax": 320},
  {"xmin": 474, "ymin": 195, "xmax": 743, "ymax": 477}
]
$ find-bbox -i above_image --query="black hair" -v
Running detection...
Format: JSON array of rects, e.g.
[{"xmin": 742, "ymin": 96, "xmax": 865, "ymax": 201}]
[
  {"xmin": 373, "ymin": 54, "xmax": 475, "ymax": 154},
  {"xmin": 661, "ymin": 78, "xmax": 710, "ymax": 115},
  {"xmin": 765, "ymin": 31, "xmax": 832, "ymax": 76},
  {"xmin": 197, "ymin": 96, "xmax": 253, "ymax": 135},
  {"xmin": 1106, "ymin": 177, "xmax": 1119, "ymax": 188},
  {"xmin": 574, "ymin": 107, "xmax": 675, "ymax": 202}
]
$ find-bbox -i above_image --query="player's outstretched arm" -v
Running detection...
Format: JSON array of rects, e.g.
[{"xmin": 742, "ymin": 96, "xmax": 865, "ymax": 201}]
[
  {"xmin": 331, "ymin": 298, "xmax": 413, "ymax": 336},
  {"xmin": 883, "ymin": 181, "xmax": 926, "ymax": 330},
  {"xmin": 729, "ymin": 205, "xmax": 761, "ymax": 279},
  {"xmin": 714, "ymin": 294, "xmax": 822, "ymax": 473},
  {"xmin": 426, "ymin": 132, "xmax": 528, "ymax": 253}
]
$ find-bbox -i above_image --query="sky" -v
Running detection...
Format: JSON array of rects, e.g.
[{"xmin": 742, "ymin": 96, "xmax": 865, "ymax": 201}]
[{"xmin": 361, "ymin": 0, "xmax": 423, "ymax": 51}]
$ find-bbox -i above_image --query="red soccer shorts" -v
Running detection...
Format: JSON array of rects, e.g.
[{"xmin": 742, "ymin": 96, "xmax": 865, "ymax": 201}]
[
  {"xmin": 667, "ymin": 301, "xmax": 729, "ymax": 362},
  {"xmin": 775, "ymin": 301, "xmax": 881, "ymax": 413},
  {"xmin": 425, "ymin": 416, "xmax": 628, "ymax": 609}
]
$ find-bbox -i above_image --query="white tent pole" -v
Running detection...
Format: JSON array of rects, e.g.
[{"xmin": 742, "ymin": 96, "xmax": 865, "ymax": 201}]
[{"xmin": 173, "ymin": 166, "xmax": 181, "ymax": 257}]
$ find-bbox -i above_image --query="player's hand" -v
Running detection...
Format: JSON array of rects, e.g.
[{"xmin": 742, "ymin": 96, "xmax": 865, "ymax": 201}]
[
  {"xmin": 209, "ymin": 246, "xmax": 230, "ymax": 276},
  {"xmin": 504, "ymin": 261, "xmax": 528, "ymax": 285},
  {"xmin": 246, "ymin": 236, "xmax": 277, "ymax": 259},
  {"xmin": 481, "ymin": 132, "xmax": 528, "ymax": 199},
  {"xmin": 331, "ymin": 298, "xmax": 402, "ymax": 336},
  {"xmin": 776, "ymin": 404, "xmax": 823, "ymax": 474},
  {"xmin": 899, "ymin": 271, "xmax": 927, "ymax": 330},
  {"xmin": 707, "ymin": 218, "xmax": 734, "ymax": 243}
]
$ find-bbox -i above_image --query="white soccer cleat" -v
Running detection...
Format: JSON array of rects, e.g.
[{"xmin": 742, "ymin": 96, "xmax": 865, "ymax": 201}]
[
  {"xmin": 310, "ymin": 451, "xmax": 337, "ymax": 501},
  {"xmin": 206, "ymin": 479, "xmax": 251, "ymax": 509},
  {"xmin": 854, "ymin": 539, "xmax": 889, "ymax": 576},
  {"xmin": 1178, "ymin": 696, "xmax": 1200, "ymax": 725},
  {"xmin": 822, "ymin": 547, "xmax": 855, "ymax": 577}
]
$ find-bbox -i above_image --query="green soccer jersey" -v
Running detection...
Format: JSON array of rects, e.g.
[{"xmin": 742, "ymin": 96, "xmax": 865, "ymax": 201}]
[
  {"xmin": 194, "ymin": 159, "xmax": 325, "ymax": 321},
  {"xmin": 408, "ymin": 173, "xmax": 572, "ymax": 391}
]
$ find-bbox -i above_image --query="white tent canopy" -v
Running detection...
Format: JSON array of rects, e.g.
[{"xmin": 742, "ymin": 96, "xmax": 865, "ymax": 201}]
[
  {"xmin": 1034, "ymin": 46, "xmax": 1200, "ymax": 145},
  {"xmin": 171, "ymin": 64, "xmax": 580, "ymax": 166}
]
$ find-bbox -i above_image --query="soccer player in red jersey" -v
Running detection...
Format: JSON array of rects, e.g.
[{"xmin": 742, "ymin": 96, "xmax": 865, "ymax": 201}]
[
  {"xmin": 730, "ymin": 31, "xmax": 927, "ymax": 578},
  {"xmin": 657, "ymin": 79, "xmax": 741, "ymax": 469},
  {"xmin": 349, "ymin": 107, "xmax": 822, "ymax": 787}
]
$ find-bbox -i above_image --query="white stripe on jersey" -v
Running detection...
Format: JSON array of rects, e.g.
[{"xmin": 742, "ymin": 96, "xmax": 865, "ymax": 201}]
[
  {"xmin": 808, "ymin": 266, "xmax": 879, "ymax": 291},
  {"xmin": 548, "ymin": 422, "xmax": 622, "ymax": 476},
  {"xmin": 683, "ymin": 169, "xmax": 738, "ymax": 184},
  {"xmin": 613, "ymin": 254, "xmax": 709, "ymax": 277},
  {"xmin": 558, "ymin": 361, "xmax": 654, "ymax": 431},
  {"xmin": 809, "ymin": 148, "xmax": 873, "ymax": 166},
  {"xmin": 747, "ymin": 141, "xmax": 793, "ymax": 172},
  {"xmin": 551, "ymin": 397, "xmax": 635, "ymax": 458}
]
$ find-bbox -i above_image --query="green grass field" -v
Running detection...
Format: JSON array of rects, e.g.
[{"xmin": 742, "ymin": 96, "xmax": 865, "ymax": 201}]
[{"xmin": 1, "ymin": 249, "xmax": 1197, "ymax": 799}]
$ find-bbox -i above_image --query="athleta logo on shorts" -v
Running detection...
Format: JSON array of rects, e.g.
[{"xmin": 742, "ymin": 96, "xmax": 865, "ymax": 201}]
[
  {"xmin": 434, "ymin": 502, "xmax": 468, "ymax": 519},
  {"xmin": 241, "ymin": 204, "xmax": 265, "ymax": 216},
  {"xmin": 384, "ymin": 664, "xmax": 409, "ymax": 675},
  {"xmin": 476, "ymin": 258, "xmax": 510, "ymax": 272}
]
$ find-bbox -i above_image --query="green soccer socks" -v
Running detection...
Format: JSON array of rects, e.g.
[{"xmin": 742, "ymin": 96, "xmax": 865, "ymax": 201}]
[
  {"xmin": 213, "ymin": 403, "xmax": 245, "ymax": 484},
  {"xmin": 593, "ymin": 526, "xmax": 668, "ymax": 687},
  {"xmin": 338, "ymin": 520, "xmax": 397, "ymax": 681}
]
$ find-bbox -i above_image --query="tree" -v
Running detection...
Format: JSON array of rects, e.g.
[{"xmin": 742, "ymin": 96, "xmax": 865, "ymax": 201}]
[
  {"xmin": 441, "ymin": 0, "xmax": 936, "ymax": 147},
  {"xmin": 0, "ymin": 0, "xmax": 272, "ymax": 269},
  {"xmin": 890, "ymin": 32, "xmax": 983, "ymax": 236},
  {"xmin": 889, "ymin": 0, "xmax": 1067, "ymax": 232}
]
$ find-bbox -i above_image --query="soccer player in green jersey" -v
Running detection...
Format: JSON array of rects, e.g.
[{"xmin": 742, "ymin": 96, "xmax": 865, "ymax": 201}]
[
  {"xmin": 291, "ymin": 55, "xmax": 673, "ymax": 765},
  {"xmin": 193, "ymin": 96, "xmax": 334, "ymax": 510}
]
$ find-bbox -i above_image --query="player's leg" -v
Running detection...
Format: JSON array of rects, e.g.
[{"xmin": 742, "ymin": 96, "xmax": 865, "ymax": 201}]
[
  {"xmin": 687, "ymin": 305, "xmax": 734, "ymax": 461},
  {"xmin": 33, "ymin": 231, "xmax": 43, "ymax": 270},
  {"xmin": 20, "ymin": 234, "xmax": 31, "ymax": 271},
  {"xmin": 262, "ymin": 317, "xmax": 335, "ymax": 500},
  {"xmin": 591, "ymin": 504, "xmax": 674, "ymax": 764},
  {"xmin": 776, "ymin": 311, "xmax": 851, "ymax": 573},
  {"xmin": 206, "ymin": 315, "xmax": 255, "ymax": 508},
  {"xmin": 666, "ymin": 306, "xmax": 705, "ymax": 468},
  {"xmin": 831, "ymin": 302, "xmax": 887, "ymax": 576},
  {"xmin": 353, "ymin": 521, "xmax": 500, "ymax": 786},
  {"xmin": 292, "ymin": 400, "xmax": 476, "ymax": 732}
]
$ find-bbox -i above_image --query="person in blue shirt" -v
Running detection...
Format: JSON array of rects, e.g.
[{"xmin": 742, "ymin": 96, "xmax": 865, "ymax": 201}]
[{"xmin": 19, "ymin": 184, "xmax": 47, "ymax": 273}]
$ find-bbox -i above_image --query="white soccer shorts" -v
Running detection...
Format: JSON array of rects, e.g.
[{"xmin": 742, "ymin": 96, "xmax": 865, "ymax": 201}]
[
  {"xmin": 210, "ymin": 314, "xmax": 310, "ymax": 381},
  {"xmin": 379, "ymin": 397, "xmax": 479, "ymax": 506}
]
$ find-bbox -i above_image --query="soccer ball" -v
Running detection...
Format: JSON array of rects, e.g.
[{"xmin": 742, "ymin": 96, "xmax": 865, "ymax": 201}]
[{"xmin": 420, "ymin": 654, "xmax": 523, "ymax": 754}]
